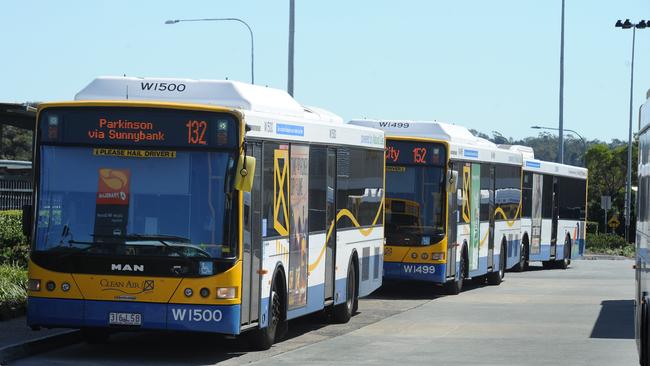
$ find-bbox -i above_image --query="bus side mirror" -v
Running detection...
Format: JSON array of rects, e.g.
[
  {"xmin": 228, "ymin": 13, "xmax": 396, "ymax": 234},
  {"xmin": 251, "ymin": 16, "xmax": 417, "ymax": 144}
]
[
  {"xmin": 22, "ymin": 204, "xmax": 32, "ymax": 239},
  {"xmin": 447, "ymin": 170, "xmax": 458, "ymax": 192},
  {"xmin": 234, "ymin": 155, "xmax": 256, "ymax": 192}
]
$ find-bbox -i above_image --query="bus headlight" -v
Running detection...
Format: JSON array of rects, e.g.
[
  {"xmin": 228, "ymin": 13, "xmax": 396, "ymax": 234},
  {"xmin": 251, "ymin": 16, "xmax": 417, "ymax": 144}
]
[
  {"xmin": 216, "ymin": 287, "xmax": 236, "ymax": 299},
  {"xmin": 431, "ymin": 252, "xmax": 445, "ymax": 261},
  {"xmin": 61, "ymin": 282, "xmax": 71, "ymax": 292},
  {"xmin": 27, "ymin": 279, "xmax": 41, "ymax": 292},
  {"xmin": 200, "ymin": 288, "xmax": 211, "ymax": 298},
  {"xmin": 184, "ymin": 288, "xmax": 193, "ymax": 297}
]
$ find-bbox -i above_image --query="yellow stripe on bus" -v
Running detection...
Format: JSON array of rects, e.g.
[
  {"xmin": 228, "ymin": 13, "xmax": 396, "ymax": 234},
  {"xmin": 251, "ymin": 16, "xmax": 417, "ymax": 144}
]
[{"xmin": 308, "ymin": 198, "xmax": 384, "ymax": 273}]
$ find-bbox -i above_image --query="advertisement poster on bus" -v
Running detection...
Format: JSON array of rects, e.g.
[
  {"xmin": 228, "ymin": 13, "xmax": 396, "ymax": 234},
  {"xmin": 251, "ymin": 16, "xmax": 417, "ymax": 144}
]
[
  {"xmin": 94, "ymin": 168, "xmax": 131, "ymax": 238},
  {"xmin": 289, "ymin": 145, "xmax": 309, "ymax": 309},
  {"xmin": 469, "ymin": 164, "xmax": 480, "ymax": 271},
  {"xmin": 531, "ymin": 174, "xmax": 543, "ymax": 254}
]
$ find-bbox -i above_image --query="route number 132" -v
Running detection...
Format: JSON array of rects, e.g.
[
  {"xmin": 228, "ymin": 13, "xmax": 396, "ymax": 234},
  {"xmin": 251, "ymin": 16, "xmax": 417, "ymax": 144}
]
[{"xmin": 186, "ymin": 120, "xmax": 207, "ymax": 145}]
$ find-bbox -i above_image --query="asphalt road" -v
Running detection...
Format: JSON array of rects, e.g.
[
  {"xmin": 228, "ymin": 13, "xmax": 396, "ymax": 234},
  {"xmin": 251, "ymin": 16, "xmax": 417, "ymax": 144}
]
[{"xmin": 11, "ymin": 260, "xmax": 637, "ymax": 366}]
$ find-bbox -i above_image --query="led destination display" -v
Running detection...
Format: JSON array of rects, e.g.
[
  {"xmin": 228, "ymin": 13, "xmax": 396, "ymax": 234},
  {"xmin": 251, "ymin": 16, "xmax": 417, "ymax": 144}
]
[
  {"xmin": 39, "ymin": 107, "xmax": 238, "ymax": 149},
  {"xmin": 385, "ymin": 140, "xmax": 446, "ymax": 166}
]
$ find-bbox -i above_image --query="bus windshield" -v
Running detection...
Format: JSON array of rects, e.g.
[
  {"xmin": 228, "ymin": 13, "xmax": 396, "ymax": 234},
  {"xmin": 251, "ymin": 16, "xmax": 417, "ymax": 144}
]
[
  {"xmin": 34, "ymin": 106, "xmax": 240, "ymax": 260},
  {"xmin": 35, "ymin": 146, "xmax": 237, "ymax": 259},
  {"xmin": 384, "ymin": 140, "xmax": 446, "ymax": 246}
]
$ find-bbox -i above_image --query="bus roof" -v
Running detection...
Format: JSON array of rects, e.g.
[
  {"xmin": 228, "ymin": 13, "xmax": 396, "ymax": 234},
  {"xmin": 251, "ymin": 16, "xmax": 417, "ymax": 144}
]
[
  {"xmin": 75, "ymin": 76, "xmax": 312, "ymax": 118},
  {"xmin": 348, "ymin": 119, "xmax": 522, "ymax": 166},
  {"xmin": 523, "ymin": 158, "xmax": 587, "ymax": 179}
]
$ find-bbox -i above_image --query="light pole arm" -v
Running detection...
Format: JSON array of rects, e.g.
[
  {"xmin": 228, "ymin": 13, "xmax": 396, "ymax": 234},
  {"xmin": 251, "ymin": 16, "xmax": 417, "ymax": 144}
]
[{"xmin": 168, "ymin": 18, "xmax": 255, "ymax": 84}]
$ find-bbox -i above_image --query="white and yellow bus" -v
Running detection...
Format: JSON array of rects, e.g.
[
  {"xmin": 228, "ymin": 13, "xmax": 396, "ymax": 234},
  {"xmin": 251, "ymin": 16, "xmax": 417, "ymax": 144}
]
[
  {"xmin": 24, "ymin": 77, "xmax": 384, "ymax": 349},
  {"xmin": 348, "ymin": 120, "xmax": 522, "ymax": 294}
]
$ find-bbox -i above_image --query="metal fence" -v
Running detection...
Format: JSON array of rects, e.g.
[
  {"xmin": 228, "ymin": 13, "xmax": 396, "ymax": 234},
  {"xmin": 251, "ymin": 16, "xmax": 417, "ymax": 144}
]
[{"xmin": 0, "ymin": 173, "xmax": 32, "ymax": 211}]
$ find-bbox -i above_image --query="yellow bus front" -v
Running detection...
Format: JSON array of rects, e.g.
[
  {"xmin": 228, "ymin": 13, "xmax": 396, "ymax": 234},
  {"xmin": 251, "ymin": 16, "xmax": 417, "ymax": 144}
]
[
  {"xmin": 382, "ymin": 137, "xmax": 450, "ymax": 283},
  {"xmin": 26, "ymin": 102, "xmax": 246, "ymax": 335}
]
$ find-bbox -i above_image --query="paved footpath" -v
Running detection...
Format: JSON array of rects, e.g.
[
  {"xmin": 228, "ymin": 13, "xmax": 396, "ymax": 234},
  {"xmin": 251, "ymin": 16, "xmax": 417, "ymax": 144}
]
[{"xmin": 10, "ymin": 260, "xmax": 637, "ymax": 365}]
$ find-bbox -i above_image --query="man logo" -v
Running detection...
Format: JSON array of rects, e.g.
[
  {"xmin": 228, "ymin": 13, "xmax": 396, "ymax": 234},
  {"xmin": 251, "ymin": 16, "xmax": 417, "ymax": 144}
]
[
  {"xmin": 111, "ymin": 264, "xmax": 144, "ymax": 272},
  {"xmin": 143, "ymin": 280, "xmax": 154, "ymax": 291}
]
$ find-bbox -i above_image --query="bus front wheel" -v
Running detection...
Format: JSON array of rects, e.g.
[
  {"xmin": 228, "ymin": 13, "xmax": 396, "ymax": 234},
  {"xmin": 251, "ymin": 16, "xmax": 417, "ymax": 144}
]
[
  {"xmin": 250, "ymin": 278, "xmax": 284, "ymax": 350},
  {"xmin": 446, "ymin": 250, "xmax": 466, "ymax": 295}
]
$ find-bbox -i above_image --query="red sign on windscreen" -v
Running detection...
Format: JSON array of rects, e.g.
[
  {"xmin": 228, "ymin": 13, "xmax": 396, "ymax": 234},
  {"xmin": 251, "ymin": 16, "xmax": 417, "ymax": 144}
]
[{"xmin": 96, "ymin": 169, "xmax": 131, "ymax": 205}]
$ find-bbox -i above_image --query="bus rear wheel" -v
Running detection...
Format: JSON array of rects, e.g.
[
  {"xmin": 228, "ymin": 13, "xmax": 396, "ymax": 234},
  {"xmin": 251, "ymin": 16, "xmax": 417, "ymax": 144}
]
[
  {"xmin": 513, "ymin": 239, "xmax": 528, "ymax": 272},
  {"xmin": 333, "ymin": 263, "xmax": 357, "ymax": 323},
  {"xmin": 557, "ymin": 237, "xmax": 571, "ymax": 270}
]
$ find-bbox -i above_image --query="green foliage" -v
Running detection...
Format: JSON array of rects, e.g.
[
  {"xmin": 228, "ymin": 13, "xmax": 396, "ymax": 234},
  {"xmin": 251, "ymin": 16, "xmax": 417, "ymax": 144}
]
[
  {"xmin": 0, "ymin": 125, "xmax": 32, "ymax": 161},
  {"xmin": 586, "ymin": 233, "xmax": 634, "ymax": 257},
  {"xmin": 586, "ymin": 221, "xmax": 599, "ymax": 234},
  {"xmin": 0, "ymin": 210, "xmax": 29, "ymax": 267},
  {"xmin": 0, "ymin": 264, "xmax": 27, "ymax": 319}
]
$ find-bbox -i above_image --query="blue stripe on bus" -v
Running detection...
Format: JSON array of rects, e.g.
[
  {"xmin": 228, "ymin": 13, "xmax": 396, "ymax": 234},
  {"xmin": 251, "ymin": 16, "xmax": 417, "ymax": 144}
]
[
  {"xmin": 463, "ymin": 149, "xmax": 479, "ymax": 158},
  {"xmin": 525, "ymin": 161, "xmax": 541, "ymax": 168},
  {"xmin": 276, "ymin": 123, "xmax": 304, "ymax": 136},
  {"xmin": 27, "ymin": 297, "xmax": 241, "ymax": 335}
]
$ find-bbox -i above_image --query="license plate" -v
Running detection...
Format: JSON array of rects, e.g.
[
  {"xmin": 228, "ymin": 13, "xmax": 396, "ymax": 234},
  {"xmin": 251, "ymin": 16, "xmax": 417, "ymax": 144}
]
[{"xmin": 109, "ymin": 312, "xmax": 142, "ymax": 326}]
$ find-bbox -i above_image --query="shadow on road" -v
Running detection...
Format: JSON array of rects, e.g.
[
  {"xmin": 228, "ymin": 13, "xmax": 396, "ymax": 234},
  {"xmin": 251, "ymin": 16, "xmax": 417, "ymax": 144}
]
[{"xmin": 590, "ymin": 299, "xmax": 634, "ymax": 339}]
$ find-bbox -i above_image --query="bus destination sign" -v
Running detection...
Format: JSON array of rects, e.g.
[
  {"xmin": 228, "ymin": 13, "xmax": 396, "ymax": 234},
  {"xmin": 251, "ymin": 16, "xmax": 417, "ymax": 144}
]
[
  {"xmin": 40, "ymin": 107, "xmax": 238, "ymax": 149},
  {"xmin": 385, "ymin": 140, "xmax": 446, "ymax": 166}
]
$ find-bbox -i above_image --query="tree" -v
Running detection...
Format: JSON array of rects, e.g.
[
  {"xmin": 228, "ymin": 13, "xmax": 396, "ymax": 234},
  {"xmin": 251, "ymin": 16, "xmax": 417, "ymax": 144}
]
[{"xmin": 0, "ymin": 125, "xmax": 32, "ymax": 161}]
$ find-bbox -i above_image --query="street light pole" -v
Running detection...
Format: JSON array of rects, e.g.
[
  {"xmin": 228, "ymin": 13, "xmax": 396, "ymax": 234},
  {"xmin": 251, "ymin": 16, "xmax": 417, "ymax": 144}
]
[
  {"xmin": 531, "ymin": 125, "xmax": 586, "ymax": 166},
  {"xmin": 558, "ymin": 0, "xmax": 565, "ymax": 164},
  {"xmin": 165, "ymin": 18, "xmax": 255, "ymax": 84},
  {"xmin": 287, "ymin": 0, "xmax": 295, "ymax": 96},
  {"xmin": 615, "ymin": 19, "xmax": 648, "ymax": 241}
]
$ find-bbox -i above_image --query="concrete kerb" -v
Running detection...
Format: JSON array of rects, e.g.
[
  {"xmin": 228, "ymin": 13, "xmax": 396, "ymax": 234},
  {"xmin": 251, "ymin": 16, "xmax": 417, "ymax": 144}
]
[
  {"xmin": 582, "ymin": 254, "xmax": 632, "ymax": 260},
  {"xmin": 0, "ymin": 330, "xmax": 81, "ymax": 365}
]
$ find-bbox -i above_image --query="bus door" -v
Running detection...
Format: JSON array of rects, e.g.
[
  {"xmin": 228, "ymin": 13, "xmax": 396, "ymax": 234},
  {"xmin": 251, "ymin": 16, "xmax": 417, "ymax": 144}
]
[
  {"xmin": 550, "ymin": 177, "xmax": 559, "ymax": 258},
  {"xmin": 241, "ymin": 142, "xmax": 262, "ymax": 325},
  {"xmin": 446, "ymin": 164, "xmax": 458, "ymax": 279},
  {"xmin": 324, "ymin": 148, "xmax": 336, "ymax": 300},
  {"xmin": 487, "ymin": 165, "xmax": 496, "ymax": 269}
]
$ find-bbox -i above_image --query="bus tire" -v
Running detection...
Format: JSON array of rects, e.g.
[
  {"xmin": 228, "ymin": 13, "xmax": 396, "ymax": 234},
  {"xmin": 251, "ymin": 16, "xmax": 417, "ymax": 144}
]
[
  {"xmin": 250, "ymin": 274, "xmax": 285, "ymax": 350},
  {"xmin": 558, "ymin": 236, "xmax": 571, "ymax": 270},
  {"xmin": 487, "ymin": 243, "xmax": 506, "ymax": 285},
  {"xmin": 81, "ymin": 328, "xmax": 110, "ymax": 344},
  {"xmin": 641, "ymin": 297, "xmax": 650, "ymax": 366},
  {"xmin": 542, "ymin": 260, "xmax": 554, "ymax": 270},
  {"xmin": 445, "ymin": 247, "xmax": 467, "ymax": 295},
  {"xmin": 513, "ymin": 236, "xmax": 528, "ymax": 272},
  {"xmin": 333, "ymin": 261, "xmax": 357, "ymax": 324}
]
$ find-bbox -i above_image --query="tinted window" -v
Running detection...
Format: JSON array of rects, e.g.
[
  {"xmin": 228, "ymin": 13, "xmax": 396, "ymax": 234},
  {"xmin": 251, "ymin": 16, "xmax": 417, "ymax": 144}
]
[
  {"xmin": 522, "ymin": 172, "xmax": 533, "ymax": 218},
  {"xmin": 336, "ymin": 148, "xmax": 384, "ymax": 230},
  {"xmin": 558, "ymin": 177, "xmax": 586, "ymax": 220},
  {"xmin": 495, "ymin": 165, "xmax": 521, "ymax": 221},
  {"xmin": 480, "ymin": 164, "xmax": 493, "ymax": 221},
  {"xmin": 309, "ymin": 146, "xmax": 327, "ymax": 232},
  {"xmin": 542, "ymin": 174, "xmax": 554, "ymax": 219}
]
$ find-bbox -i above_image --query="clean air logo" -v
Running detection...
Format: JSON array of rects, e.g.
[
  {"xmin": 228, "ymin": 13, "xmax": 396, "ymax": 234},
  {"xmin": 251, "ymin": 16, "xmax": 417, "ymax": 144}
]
[{"xmin": 171, "ymin": 308, "xmax": 222, "ymax": 322}]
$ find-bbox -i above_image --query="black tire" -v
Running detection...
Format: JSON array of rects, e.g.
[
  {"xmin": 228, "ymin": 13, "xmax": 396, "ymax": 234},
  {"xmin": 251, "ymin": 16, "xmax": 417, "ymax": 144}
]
[
  {"xmin": 542, "ymin": 260, "xmax": 554, "ymax": 269},
  {"xmin": 250, "ymin": 277, "xmax": 284, "ymax": 350},
  {"xmin": 333, "ymin": 262, "xmax": 356, "ymax": 323},
  {"xmin": 513, "ymin": 238, "xmax": 528, "ymax": 272},
  {"xmin": 81, "ymin": 328, "xmax": 110, "ymax": 344},
  {"xmin": 641, "ymin": 298, "xmax": 650, "ymax": 366},
  {"xmin": 487, "ymin": 244, "xmax": 506, "ymax": 285},
  {"xmin": 557, "ymin": 237, "xmax": 571, "ymax": 270},
  {"xmin": 445, "ymin": 249, "xmax": 467, "ymax": 295}
]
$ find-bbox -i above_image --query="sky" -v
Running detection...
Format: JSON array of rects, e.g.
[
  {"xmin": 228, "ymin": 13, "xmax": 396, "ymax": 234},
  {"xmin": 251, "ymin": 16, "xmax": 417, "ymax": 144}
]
[{"xmin": 2, "ymin": 0, "xmax": 650, "ymax": 142}]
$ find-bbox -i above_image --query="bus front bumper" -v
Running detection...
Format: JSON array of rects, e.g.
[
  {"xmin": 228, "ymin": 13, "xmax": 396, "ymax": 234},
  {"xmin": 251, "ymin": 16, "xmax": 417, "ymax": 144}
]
[
  {"xmin": 383, "ymin": 261, "xmax": 447, "ymax": 283},
  {"xmin": 27, "ymin": 297, "xmax": 241, "ymax": 335}
]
